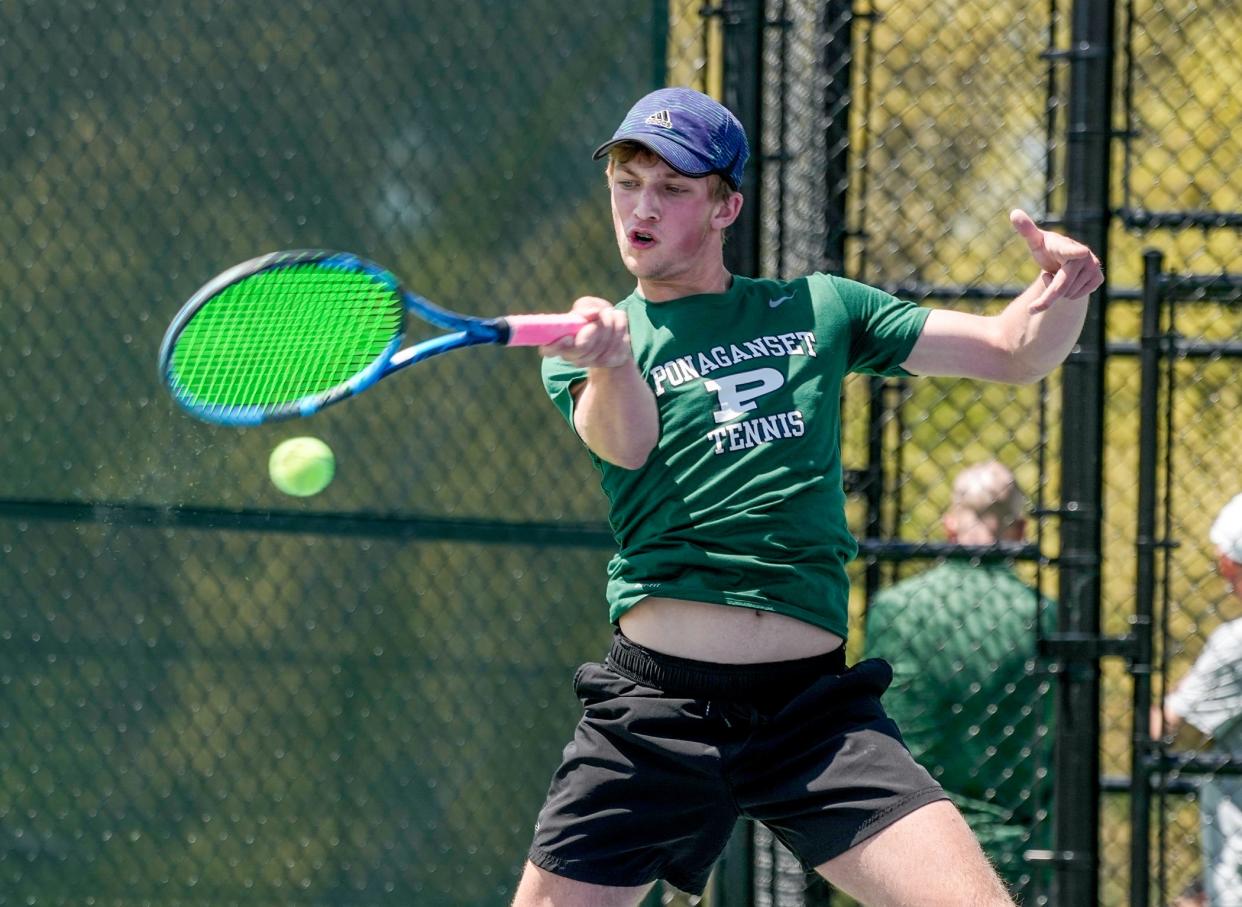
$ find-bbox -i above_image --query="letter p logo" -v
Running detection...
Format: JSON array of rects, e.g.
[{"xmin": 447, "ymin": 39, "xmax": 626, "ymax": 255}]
[{"xmin": 704, "ymin": 368, "xmax": 784, "ymax": 424}]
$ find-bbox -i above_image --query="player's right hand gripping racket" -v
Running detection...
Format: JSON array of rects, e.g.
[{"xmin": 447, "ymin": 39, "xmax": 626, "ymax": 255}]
[{"xmin": 158, "ymin": 250, "xmax": 585, "ymax": 426}]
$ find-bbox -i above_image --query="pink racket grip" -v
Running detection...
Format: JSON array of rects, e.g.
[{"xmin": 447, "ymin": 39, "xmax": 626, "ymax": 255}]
[{"xmin": 503, "ymin": 313, "xmax": 589, "ymax": 347}]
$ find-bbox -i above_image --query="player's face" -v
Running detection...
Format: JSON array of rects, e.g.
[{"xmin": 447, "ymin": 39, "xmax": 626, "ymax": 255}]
[{"xmin": 609, "ymin": 155, "xmax": 727, "ymax": 285}]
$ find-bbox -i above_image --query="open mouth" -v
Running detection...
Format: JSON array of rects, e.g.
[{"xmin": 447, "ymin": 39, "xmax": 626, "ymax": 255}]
[{"xmin": 629, "ymin": 229, "xmax": 656, "ymax": 249}]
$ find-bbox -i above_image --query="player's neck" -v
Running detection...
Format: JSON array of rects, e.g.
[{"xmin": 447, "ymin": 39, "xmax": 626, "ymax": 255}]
[{"xmin": 638, "ymin": 264, "xmax": 733, "ymax": 303}]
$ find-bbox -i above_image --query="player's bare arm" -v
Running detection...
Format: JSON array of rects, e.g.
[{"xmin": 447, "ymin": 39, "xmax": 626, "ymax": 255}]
[
  {"xmin": 539, "ymin": 295, "xmax": 659, "ymax": 470},
  {"xmin": 902, "ymin": 208, "xmax": 1104, "ymax": 383}
]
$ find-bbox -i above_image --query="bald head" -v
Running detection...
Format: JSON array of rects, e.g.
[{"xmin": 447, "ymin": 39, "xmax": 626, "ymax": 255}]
[
  {"xmin": 1210, "ymin": 493, "xmax": 1242, "ymax": 597},
  {"xmin": 945, "ymin": 461, "xmax": 1028, "ymax": 545}
]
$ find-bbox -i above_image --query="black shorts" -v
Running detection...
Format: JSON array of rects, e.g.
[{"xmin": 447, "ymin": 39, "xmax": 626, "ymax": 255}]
[{"xmin": 528, "ymin": 631, "xmax": 947, "ymax": 895}]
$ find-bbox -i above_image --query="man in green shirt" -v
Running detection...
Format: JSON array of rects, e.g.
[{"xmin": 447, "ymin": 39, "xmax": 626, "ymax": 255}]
[
  {"xmin": 514, "ymin": 87, "xmax": 1103, "ymax": 907},
  {"xmin": 863, "ymin": 461, "xmax": 1053, "ymax": 902}
]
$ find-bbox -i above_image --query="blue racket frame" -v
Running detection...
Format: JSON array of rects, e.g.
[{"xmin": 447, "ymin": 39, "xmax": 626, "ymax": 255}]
[{"xmin": 159, "ymin": 250, "xmax": 511, "ymax": 426}]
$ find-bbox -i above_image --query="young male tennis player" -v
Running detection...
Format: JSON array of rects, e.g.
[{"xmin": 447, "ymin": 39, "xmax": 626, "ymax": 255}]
[{"xmin": 516, "ymin": 87, "xmax": 1103, "ymax": 907}]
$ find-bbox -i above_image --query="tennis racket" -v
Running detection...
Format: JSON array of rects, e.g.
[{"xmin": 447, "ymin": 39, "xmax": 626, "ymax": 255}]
[{"xmin": 158, "ymin": 249, "xmax": 585, "ymax": 425}]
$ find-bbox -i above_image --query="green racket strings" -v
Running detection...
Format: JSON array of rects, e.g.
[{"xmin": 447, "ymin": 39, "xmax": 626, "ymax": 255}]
[{"xmin": 169, "ymin": 264, "xmax": 404, "ymax": 410}]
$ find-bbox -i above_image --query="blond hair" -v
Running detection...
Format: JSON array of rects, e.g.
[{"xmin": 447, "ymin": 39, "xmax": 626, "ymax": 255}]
[{"xmin": 605, "ymin": 142, "xmax": 736, "ymax": 203}]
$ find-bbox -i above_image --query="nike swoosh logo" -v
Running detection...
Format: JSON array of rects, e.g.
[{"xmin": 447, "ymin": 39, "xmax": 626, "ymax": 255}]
[{"xmin": 769, "ymin": 294, "xmax": 794, "ymax": 308}]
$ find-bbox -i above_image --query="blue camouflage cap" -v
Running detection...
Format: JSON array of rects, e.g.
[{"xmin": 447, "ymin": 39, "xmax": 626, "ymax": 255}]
[{"xmin": 592, "ymin": 87, "xmax": 750, "ymax": 189}]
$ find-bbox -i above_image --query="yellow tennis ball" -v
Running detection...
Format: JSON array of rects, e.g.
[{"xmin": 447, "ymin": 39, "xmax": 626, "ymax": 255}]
[{"xmin": 269, "ymin": 437, "xmax": 335, "ymax": 497}]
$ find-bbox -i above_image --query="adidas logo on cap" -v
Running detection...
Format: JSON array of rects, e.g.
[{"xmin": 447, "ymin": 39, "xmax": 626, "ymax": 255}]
[{"xmin": 644, "ymin": 109, "xmax": 673, "ymax": 129}]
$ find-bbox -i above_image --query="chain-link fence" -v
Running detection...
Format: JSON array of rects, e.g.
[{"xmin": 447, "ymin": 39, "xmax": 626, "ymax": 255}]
[
  {"xmin": 730, "ymin": 0, "xmax": 1240, "ymax": 905},
  {"xmin": 1134, "ymin": 259, "xmax": 1242, "ymax": 907},
  {"xmin": 1, "ymin": 1, "xmax": 671, "ymax": 903},
  {"xmin": 2, "ymin": 1, "xmax": 1239, "ymax": 906}
]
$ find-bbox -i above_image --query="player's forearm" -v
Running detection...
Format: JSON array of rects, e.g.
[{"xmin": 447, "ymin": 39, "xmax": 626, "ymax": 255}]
[
  {"xmin": 995, "ymin": 276, "xmax": 1091, "ymax": 383},
  {"xmin": 573, "ymin": 361, "xmax": 659, "ymax": 469}
]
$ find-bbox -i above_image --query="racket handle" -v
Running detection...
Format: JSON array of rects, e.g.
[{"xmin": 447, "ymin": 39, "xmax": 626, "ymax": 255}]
[{"xmin": 503, "ymin": 313, "xmax": 588, "ymax": 347}]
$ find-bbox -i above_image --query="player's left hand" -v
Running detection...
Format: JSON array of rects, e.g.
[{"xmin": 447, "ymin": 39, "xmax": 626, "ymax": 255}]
[{"xmin": 1010, "ymin": 208, "xmax": 1104, "ymax": 312}]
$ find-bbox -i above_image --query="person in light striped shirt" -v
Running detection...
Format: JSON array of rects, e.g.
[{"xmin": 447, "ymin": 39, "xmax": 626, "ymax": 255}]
[{"xmin": 1154, "ymin": 494, "xmax": 1242, "ymax": 907}]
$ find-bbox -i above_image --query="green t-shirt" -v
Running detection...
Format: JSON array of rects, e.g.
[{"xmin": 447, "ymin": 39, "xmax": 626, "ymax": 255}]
[
  {"xmin": 862, "ymin": 561, "xmax": 1054, "ymax": 888},
  {"xmin": 541, "ymin": 273, "xmax": 928, "ymax": 637}
]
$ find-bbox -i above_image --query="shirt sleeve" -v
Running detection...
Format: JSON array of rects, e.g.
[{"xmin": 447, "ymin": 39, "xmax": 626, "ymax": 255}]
[
  {"xmin": 1165, "ymin": 624, "xmax": 1242, "ymax": 738},
  {"xmin": 540, "ymin": 355, "xmax": 588, "ymax": 436},
  {"xmin": 815, "ymin": 274, "xmax": 929, "ymax": 377}
]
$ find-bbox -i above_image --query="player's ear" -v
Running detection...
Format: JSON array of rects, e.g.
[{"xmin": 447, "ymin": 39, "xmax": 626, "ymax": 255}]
[{"xmin": 712, "ymin": 191, "xmax": 744, "ymax": 231}]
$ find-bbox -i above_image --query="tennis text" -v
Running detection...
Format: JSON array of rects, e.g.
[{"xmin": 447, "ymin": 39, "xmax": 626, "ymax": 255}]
[{"xmin": 707, "ymin": 408, "xmax": 805, "ymax": 454}]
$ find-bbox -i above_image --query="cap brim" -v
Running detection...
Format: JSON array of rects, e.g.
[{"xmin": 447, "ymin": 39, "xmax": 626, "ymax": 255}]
[{"xmin": 591, "ymin": 133, "xmax": 715, "ymax": 180}]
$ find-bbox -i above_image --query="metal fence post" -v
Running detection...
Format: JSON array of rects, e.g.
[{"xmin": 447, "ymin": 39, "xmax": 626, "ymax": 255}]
[
  {"xmin": 720, "ymin": 0, "xmax": 764, "ymax": 278},
  {"xmin": 1128, "ymin": 248, "xmax": 1167, "ymax": 907},
  {"xmin": 820, "ymin": 0, "xmax": 854, "ymax": 278},
  {"xmin": 1051, "ymin": 0, "xmax": 1118, "ymax": 903}
]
